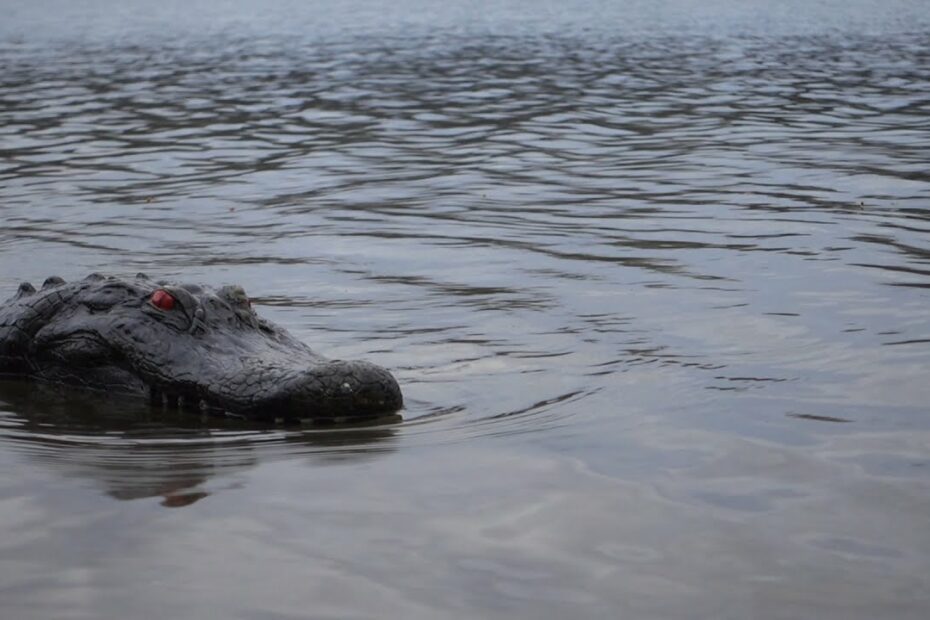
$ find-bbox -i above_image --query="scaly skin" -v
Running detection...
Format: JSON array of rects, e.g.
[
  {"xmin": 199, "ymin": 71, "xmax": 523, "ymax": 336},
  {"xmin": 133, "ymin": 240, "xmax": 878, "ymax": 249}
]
[{"xmin": 0, "ymin": 273, "xmax": 403, "ymax": 422}]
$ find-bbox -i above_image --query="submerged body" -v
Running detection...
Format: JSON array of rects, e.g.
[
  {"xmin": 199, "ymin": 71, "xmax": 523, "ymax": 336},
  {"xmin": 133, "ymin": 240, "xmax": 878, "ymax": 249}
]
[{"xmin": 0, "ymin": 273, "xmax": 403, "ymax": 422}]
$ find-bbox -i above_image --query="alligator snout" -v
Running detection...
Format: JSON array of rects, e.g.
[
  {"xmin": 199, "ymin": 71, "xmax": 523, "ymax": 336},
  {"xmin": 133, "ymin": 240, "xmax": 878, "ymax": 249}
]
[
  {"xmin": 204, "ymin": 359, "xmax": 404, "ymax": 423},
  {"xmin": 278, "ymin": 360, "xmax": 404, "ymax": 421}
]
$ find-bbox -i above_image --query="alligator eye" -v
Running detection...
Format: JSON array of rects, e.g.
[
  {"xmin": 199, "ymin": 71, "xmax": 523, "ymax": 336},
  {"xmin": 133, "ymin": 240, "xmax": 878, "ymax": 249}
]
[{"xmin": 151, "ymin": 289, "xmax": 177, "ymax": 310}]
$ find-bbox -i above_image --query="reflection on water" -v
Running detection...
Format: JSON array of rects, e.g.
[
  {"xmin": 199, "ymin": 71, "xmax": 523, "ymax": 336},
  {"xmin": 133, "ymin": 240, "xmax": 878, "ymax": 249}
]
[
  {"xmin": 0, "ymin": 381, "xmax": 397, "ymax": 506},
  {"xmin": 1, "ymin": 0, "xmax": 929, "ymax": 618}
]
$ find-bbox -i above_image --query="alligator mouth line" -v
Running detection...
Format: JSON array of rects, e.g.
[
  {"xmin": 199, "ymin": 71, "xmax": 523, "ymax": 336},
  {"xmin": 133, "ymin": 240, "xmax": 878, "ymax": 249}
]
[{"xmin": 146, "ymin": 390, "xmax": 402, "ymax": 426}]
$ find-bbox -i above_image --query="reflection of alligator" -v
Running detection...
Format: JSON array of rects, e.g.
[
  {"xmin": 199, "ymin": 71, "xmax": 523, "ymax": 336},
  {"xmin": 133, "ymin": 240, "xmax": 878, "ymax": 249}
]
[
  {"xmin": 0, "ymin": 379, "xmax": 398, "ymax": 507},
  {"xmin": 0, "ymin": 273, "xmax": 402, "ymax": 422}
]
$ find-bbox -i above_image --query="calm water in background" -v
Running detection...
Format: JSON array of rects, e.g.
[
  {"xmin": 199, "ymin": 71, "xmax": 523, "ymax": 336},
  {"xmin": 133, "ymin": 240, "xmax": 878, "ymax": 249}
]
[{"xmin": 1, "ymin": 1, "xmax": 929, "ymax": 618}]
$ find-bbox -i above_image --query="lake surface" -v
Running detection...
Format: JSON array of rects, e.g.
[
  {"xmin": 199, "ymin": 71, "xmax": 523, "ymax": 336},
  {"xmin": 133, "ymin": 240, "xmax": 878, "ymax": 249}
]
[{"xmin": 1, "ymin": 1, "xmax": 929, "ymax": 618}]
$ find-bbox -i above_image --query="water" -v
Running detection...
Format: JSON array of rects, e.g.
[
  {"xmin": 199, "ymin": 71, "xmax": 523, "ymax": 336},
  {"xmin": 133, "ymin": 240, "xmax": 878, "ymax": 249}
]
[{"xmin": 2, "ymin": 1, "xmax": 930, "ymax": 617}]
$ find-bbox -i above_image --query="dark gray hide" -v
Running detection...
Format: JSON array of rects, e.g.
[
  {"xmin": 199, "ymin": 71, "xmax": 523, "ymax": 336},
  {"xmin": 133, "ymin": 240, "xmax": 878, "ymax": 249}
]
[{"xmin": 0, "ymin": 274, "xmax": 403, "ymax": 422}]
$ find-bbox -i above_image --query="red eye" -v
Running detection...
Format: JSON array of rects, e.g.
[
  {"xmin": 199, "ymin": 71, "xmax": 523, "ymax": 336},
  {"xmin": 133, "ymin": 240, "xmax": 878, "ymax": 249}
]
[{"xmin": 151, "ymin": 289, "xmax": 176, "ymax": 310}]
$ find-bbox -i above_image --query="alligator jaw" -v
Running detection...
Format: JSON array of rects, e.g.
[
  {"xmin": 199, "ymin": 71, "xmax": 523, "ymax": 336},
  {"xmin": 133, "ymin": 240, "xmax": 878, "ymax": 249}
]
[
  {"xmin": 251, "ymin": 360, "xmax": 404, "ymax": 423},
  {"xmin": 175, "ymin": 360, "xmax": 404, "ymax": 424}
]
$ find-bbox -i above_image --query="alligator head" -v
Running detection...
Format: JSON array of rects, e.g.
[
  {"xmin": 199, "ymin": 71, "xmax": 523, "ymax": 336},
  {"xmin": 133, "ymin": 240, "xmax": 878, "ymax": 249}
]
[{"xmin": 0, "ymin": 273, "xmax": 403, "ymax": 423}]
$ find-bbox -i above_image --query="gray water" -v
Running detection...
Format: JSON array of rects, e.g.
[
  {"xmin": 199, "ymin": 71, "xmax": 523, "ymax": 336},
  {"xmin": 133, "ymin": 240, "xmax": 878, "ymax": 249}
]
[{"xmin": 2, "ymin": 1, "xmax": 930, "ymax": 618}]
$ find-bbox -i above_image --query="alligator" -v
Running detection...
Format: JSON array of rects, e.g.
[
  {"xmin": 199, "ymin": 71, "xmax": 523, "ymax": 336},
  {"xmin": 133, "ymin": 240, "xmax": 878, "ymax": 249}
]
[{"xmin": 0, "ymin": 273, "xmax": 403, "ymax": 423}]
